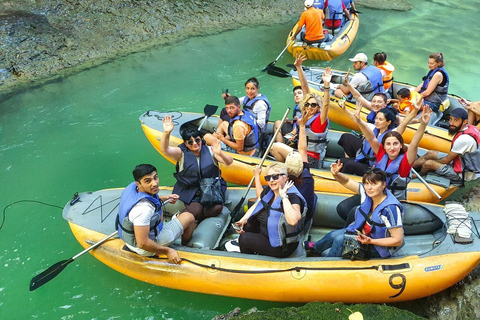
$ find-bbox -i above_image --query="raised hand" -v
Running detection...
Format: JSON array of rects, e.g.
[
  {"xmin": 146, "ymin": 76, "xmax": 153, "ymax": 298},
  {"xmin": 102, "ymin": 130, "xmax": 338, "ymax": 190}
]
[
  {"xmin": 322, "ymin": 67, "xmax": 332, "ymax": 86},
  {"xmin": 420, "ymin": 105, "xmax": 432, "ymax": 125},
  {"xmin": 296, "ymin": 110, "xmax": 309, "ymax": 126},
  {"xmin": 279, "ymin": 180, "xmax": 294, "ymax": 197},
  {"xmin": 354, "ymin": 101, "xmax": 363, "ymax": 119},
  {"xmin": 330, "ymin": 159, "xmax": 343, "ymax": 176},
  {"xmin": 294, "ymin": 52, "xmax": 307, "ymax": 69},
  {"xmin": 211, "ymin": 137, "xmax": 222, "ymax": 154},
  {"xmin": 344, "ymin": 68, "xmax": 351, "ymax": 86},
  {"xmin": 162, "ymin": 115, "xmax": 175, "ymax": 134}
]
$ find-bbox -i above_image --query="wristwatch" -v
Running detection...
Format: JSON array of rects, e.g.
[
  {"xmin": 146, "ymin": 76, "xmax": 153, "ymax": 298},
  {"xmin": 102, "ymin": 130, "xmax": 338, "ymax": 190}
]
[{"xmin": 281, "ymin": 194, "xmax": 289, "ymax": 200}]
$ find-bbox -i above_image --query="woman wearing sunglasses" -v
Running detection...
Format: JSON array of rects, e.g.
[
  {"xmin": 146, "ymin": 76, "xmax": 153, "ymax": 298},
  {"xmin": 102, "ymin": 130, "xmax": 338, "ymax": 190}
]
[
  {"xmin": 227, "ymin": 163, "xmax": 307, "ymax": 258},
  {"xmin": 270, "ymin": 54, "xmax": 332, "ymax": 169},
  {"xmin": 304, "ymin": 162, "xmax": 404, "ymax": 259},
  {"xmin": 159, "ymin": 115, "xmax": 233, "ymax": 223}
]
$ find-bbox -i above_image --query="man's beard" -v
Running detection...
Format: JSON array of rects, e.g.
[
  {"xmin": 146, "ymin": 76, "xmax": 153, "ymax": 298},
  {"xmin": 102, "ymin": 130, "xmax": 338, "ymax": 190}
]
[{"xmin": 448, "ymin": 124, "xmax": 462, "ymax": 136}]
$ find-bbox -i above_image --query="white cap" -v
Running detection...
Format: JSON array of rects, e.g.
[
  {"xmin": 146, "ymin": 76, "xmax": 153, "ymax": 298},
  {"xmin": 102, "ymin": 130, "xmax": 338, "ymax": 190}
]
[
  {"xmin": 285, "ymin": 151, "xmax": 304, "ymax": 177},
  {"xmin": 305, "ymin": 0, "xmax": 314, "ymax": 8},
  {"xmin": 349, "ymin": 53, "xmax": 368, "ymax": 63}
]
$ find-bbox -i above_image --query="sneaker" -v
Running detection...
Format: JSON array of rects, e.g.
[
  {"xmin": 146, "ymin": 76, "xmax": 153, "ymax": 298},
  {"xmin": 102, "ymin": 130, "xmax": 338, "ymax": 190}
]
[
  {"xmin": 225, "ymin": 240, "xmax": 241, "ymax": 253},
  {"xmin": 303, "ymin": 241, "xmax": 315, "ymax": 251}
]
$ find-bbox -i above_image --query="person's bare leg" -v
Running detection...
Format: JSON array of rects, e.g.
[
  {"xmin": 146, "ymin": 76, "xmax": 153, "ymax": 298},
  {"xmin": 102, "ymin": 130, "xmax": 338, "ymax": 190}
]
[
  {"xmin": 270, "ymin": 142, "xmax": 293, "ymax": 162},
  {"xmin": 273, "ymin": 120, "xmax": 284, "ymax": 142},
  {"xmin": 177, "ymin": 211, "xmax": 196, "ymax": 245}
]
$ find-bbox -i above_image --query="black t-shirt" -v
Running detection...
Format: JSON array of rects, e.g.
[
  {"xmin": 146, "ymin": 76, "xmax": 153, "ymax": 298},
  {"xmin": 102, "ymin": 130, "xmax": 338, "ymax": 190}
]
[
  {"xmin": 256, "ymin": 186, "xmax": 304, "ymax": 237},
  {"xmin": 296, "ymin": 162, "xmax": 316, "ymax": 221}
]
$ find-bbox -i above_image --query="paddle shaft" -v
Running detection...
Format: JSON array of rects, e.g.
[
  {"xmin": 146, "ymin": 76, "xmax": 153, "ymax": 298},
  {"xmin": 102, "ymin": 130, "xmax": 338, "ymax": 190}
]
[
  {"xmin": 411, "ymin": 168, "xmax": 442, "ymax": 200},
  {"xmin": 273, "ymin": 39, "xmax": 294, "ymax": 63},
  {"xmin": 231, "ymin": 108, "xmax": 290, "ymax": 218},
  {"xmin": 30, "ymin": 199, "xmax": 172, "ymax": 291}
]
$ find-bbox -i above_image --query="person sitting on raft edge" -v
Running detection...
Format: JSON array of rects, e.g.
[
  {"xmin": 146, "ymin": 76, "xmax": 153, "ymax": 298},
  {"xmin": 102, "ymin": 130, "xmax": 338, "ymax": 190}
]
[
  {"xmin": 159, "ymin": 115, "xmax": 233, "ymax": 224},
  {"xmin": 205, "ymin": 95, "xmax": 260, "ymax": 156},
  {"xmin": 116, "ymin": 164, "xmax": 195, "ymax": 264},
  {"xmin": 304, "ymin": 162, "xmax": 404, "ymax": 259}
]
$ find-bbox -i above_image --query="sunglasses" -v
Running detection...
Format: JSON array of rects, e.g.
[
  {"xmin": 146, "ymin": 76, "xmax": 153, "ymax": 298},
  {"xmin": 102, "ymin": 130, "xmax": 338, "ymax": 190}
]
[
  {"xmin": 365, "ymin": 167, "xmax": 382, "ymax": 174},
  {"xmin": 264, "ymin": 173, "xmax": 286, "ymax": 182},
  {"xmin": 304, "ymin": 102, "xmax": 319, "ymax": 108},
  {"xmin": 186, "ymin": 137, "xmax": 202, "ymax": 146}
]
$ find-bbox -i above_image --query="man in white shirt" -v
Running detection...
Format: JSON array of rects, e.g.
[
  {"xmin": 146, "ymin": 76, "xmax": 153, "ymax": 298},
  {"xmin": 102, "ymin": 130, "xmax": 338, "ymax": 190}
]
[{"xmin": 117, "ymin": 164, "xmax": 195, "ymax": 264}]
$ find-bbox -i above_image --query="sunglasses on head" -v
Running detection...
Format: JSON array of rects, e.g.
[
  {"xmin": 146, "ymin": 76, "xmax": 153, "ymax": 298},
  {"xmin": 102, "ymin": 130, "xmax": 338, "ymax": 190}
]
[
  {"xmin": 186, "ymin": 137, "xmax": 202, "ymax": 145},
  {"xmin": 365, "ymin": 167, "xmax": 382, "ymax": 174},
  {"xmin": 264, "ymin": 173, "xmax": 286, "ymax": 182},
  {"xmin": 304, "ymin": 102, "xmax": 319, "ymax": 108}
]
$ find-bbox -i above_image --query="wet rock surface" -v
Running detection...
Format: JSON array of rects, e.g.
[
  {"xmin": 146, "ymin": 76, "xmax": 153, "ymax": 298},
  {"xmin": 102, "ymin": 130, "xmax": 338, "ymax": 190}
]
[{"xmin": 0, "ymin": 0, "xmax": 412, "ymax": 96}]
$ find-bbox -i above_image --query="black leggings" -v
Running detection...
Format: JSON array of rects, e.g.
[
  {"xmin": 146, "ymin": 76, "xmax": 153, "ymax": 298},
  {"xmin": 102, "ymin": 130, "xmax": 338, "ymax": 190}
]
[
  {"xmin": 337, "ymin": 194, "xmax": 361, "ymax": 227},
  {"xmin": 182, "ymin": 201, "xmax": 223, "ymax": 223},
  {"xmin": 238, "ymin": 220, "xmax": 298, "ymax": 258}
]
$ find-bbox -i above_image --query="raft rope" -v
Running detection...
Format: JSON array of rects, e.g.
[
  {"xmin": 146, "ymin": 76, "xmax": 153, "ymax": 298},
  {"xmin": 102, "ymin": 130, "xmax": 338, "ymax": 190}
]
[
  {"xmin": 156, "ymin": 256, "xmax": 380, "ymax": 274},
  {"xmin": 0, "ymin": 200, "xmax": 63, "ymax": 232}
]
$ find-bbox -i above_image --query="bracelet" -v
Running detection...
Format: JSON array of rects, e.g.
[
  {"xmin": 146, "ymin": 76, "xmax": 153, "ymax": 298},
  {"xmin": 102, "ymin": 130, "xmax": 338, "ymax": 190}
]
[
  {"xmin": 281, "ymin": 194, "xmax": 289, "ymax": 200},
  {"xmin": 324, "ymin": 87, "xmax": 330, "ymax": 90}
]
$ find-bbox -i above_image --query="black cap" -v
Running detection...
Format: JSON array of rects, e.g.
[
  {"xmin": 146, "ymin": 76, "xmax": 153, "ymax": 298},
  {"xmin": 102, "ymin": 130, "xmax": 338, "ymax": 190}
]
[{"xmin": 450, "ymin": 108, "xmax": 468, "ymax": 121}]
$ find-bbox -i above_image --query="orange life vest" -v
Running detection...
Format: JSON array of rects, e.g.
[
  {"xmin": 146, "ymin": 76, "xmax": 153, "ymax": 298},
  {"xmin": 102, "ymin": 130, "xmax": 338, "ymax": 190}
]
[{"xmin": 376, "ymin": 61, "xmax": 395, "ymax": 90}]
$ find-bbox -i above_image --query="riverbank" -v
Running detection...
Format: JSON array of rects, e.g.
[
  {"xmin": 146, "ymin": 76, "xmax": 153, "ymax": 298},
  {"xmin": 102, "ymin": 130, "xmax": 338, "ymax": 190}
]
[{"xmin": 0, "ymin": 0, "xmax": 412, "ymax": 99}]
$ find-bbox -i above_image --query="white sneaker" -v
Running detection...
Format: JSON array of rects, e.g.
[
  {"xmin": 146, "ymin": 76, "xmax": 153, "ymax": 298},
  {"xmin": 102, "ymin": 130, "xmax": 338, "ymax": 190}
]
[{"xmin": 225, "ymin": 240, "xmax": 241, "ymax": 253}]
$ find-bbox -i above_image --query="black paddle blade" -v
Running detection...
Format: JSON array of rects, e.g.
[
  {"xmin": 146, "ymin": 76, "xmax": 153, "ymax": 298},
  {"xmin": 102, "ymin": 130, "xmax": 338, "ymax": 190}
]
[
  {"xmin": 204, "ymin": 104, "xmax": 218, "ymax": 117},
  {"xmin": 230, "ymin": 196, "xmax": 246, "ymax": 221},
  {"xmin": 261, "ymin": 61, "xmax": 275, "ymax": 73},
  {"xmin": 266, "ymin": 65, "xmax": 291, "ymax": 78},
  {"xmin": 30, "ymin": 258, "xmax": 74, "ymax": 291}
]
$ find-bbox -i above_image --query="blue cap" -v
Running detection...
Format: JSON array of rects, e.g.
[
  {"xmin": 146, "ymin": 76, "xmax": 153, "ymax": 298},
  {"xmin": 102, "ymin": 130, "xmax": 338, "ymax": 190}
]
[{"xmin": 450, "ymin": 108, "xmax": 468, "ymax": 121}]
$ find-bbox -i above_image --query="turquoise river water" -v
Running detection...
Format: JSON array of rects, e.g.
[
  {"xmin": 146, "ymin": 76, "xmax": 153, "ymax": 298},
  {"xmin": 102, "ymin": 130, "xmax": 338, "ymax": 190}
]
[{"xmin": 1, "ymin": 1, "xmax": 480, "ymax": 319}]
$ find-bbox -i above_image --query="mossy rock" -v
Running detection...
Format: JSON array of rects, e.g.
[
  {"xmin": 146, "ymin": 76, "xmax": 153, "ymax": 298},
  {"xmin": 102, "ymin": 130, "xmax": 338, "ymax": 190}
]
[{"xmin": 216, "ymin": 302, "xmax": 425, "ymax": 320}]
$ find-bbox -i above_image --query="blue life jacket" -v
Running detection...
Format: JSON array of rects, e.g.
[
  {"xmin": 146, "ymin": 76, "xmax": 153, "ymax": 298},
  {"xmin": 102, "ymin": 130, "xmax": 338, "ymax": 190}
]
[
  {"xmin": 341, "ymin": 0, "xmax": 353, "ymax": 10},
  {"xmin": 117, "ymin": 182, "xmax": 162, "ymax": 247},
  {"xmin": 305, "ymin": 113, "xmax": 329, "ymax": 161},
  {"xmin": 228, "ymin": 110, "xmax": 259, "ymax": 152},
  {"xmin": 249, "ymin": 186, "xmax": 307, "ymax": 248},
  {"xmin": 355, "ymin": 128, "xmax": 391, "ymax": 166},
  {"xmin": 357, "ymin": 65, "xmax": 385, "ymax": 100},
  {"xmin": 420, "ymin": 67, "xmax": 449, "ymax": 105},
  {"xmin": 325, "ymin": 0, "xmax": 344, "ymax": 25},
  {"xmin": 366, "ymin": 110, "xmax": 376, "ymax": 124},
  {"xmin": 292, "ymin": 104, "xmax": 302, "ymax": 119},
  {"xmin": 375, "ymin": 152, "xmax": 411, "ymax": 200},
  {"xmin": 314, "ymin": 0, "xmax": 325, "ymax": 9},
  {"xmin": 172, "ymin": 144, "xmax": 224, "ymax": 204},
  {"xmin": 243, "ymin": 94, "xmax": 271, "ymax": 129},
  {"xmin": 346, "ymin": 186, "xmax": 404, "ymax": 258}
]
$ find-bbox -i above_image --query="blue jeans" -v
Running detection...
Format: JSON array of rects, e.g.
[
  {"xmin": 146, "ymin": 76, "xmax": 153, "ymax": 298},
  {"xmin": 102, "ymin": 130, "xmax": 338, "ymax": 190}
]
[
  {"xmin": 423, "ymin": 99, "xmax": 440, "ymax": 112},
  {"xmin": 313, "ymin": 228, "xmax": 346, "ymax": 257}
]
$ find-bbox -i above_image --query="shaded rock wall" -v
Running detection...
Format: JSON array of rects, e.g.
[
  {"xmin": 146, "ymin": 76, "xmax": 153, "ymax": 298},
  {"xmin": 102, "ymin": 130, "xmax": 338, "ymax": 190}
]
[{"xmin": 0, "ymin": 0, "xmax": 411, "ymax": 95}]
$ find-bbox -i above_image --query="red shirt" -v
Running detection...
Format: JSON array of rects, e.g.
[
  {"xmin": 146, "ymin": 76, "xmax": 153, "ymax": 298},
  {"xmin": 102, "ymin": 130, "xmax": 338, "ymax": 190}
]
[
  {"xmin": 374, "ymin": 144, "xmax": 413, "ymax": 177},
  {"xmin": 306, "ymin": 114, "xmax": 328, "ymax": 159}
]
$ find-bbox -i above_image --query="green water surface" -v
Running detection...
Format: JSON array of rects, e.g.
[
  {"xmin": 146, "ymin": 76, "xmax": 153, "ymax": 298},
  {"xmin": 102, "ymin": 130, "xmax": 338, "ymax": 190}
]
[{"xmin": 1, "ymin": 0, "xmax": 480, "ymax": 319}]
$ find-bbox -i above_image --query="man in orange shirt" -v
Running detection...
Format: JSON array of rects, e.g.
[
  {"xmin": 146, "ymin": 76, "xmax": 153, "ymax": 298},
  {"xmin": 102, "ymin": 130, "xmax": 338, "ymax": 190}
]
[{"xmin": 291, "ymin": 0, "xmax": 327, "ymax": 44}]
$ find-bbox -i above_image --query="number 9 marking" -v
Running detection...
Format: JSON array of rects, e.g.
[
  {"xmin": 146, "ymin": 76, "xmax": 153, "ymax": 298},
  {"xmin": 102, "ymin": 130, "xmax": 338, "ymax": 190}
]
[{"xmin": 389, "ymin": 273, "xmax": 406, "ymax": 298}]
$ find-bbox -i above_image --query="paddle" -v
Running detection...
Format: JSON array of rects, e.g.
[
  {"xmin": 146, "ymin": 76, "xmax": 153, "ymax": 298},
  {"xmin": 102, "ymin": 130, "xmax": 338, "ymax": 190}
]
[
  {"xmin": 411, "ymin": 168, "xmax": 442, "ymax": 200},
  {"xmin": 262, "ymin": 39, "xmax": 295, "ymax": 73},
  {"xmin": 267, "ymin": 65, "xmax": 328, "ymax": 88},
  {"xmin": 230, "ymin": 108, "xmax": 291, "ymax": 220},
  {"xmin": 30, "ymin": 199, "xmax": 172, "ymax": 291},
  {"xmin": 198, "ymin": 104, "xmax": 219, "ymax": 131}
]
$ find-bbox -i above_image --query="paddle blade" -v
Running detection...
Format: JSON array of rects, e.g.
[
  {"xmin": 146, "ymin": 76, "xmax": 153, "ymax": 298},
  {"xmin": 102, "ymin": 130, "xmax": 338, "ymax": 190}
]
[
  {"xmin": 204, "ymin": 104, "xmax": 218, "ymax": 117},
  {"xmin": 30, "ymin": 258, "xmax": 74, "ymax": 291},
  {"xmin": 261, "ymin": 61, "xmax": 275, "ymax": 73},
  {"xmin": 230, "ymin": 196, "xmax": 246, "ymax": 220},
  {"xmin": 266, "ymin": 65, "xmax": 291, "ymax": 78}
]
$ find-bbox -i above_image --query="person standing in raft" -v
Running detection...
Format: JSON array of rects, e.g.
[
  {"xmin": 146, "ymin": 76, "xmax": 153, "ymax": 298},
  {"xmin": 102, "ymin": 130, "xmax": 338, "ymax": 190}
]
[
  {"xmin": 205, "ymin": 95, "xmax": 260, "ymax": 156},
  {"xmin": 116, "ymin": 164, "xmax": 195, "ymax": 264},
  {"xmin": 304, "ymin": 163, "xmax": 404, "ymax": 259},
  {"xmin": 160, "ymin": 115, "xmax": 233, "ymax": 223},
  {"xmin": 226, "ymin": 162, "xmax": 307, "ymax": 258},
  {"xmin": 290, "ymin": 0, "xmax": 329, "ymax": 45}
]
